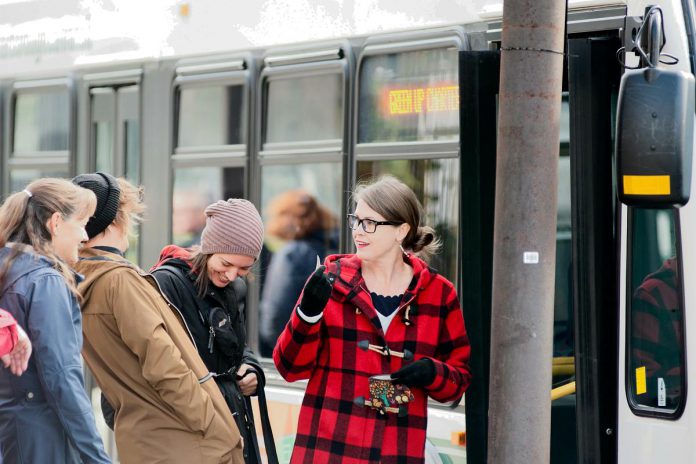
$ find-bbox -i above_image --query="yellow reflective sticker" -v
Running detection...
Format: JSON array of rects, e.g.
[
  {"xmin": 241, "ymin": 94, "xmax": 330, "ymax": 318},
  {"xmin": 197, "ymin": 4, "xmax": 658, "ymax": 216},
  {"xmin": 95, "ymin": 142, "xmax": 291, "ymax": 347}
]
[
  {"xmin": 636, "ymin": 366, "xmax": 647, "ymax": 395},
  {"xmin": 623, "ymin": 175, "xmax": 671, "ymax": 195}
]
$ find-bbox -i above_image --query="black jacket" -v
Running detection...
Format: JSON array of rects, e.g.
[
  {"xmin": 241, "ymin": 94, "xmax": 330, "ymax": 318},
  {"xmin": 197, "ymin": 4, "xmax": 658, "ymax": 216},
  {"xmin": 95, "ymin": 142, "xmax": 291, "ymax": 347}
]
[{"xmin": 152, "ymin": 249, "xmax": 264, "ymax": 464}]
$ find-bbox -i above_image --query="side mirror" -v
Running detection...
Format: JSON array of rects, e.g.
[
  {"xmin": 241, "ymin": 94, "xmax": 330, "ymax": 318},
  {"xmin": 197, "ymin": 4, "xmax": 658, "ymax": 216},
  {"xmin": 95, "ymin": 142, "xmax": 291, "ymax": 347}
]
[{"xmin": 616, "ymin": 67, "xmax": 695, "ymax": 207}]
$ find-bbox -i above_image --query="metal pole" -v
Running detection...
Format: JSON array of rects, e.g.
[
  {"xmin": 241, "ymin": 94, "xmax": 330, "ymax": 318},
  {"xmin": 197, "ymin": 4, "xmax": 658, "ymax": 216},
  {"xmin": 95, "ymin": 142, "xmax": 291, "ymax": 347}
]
[{"xmin": 487, "ymin": 0, "xmax": 566, "ymax": 462}]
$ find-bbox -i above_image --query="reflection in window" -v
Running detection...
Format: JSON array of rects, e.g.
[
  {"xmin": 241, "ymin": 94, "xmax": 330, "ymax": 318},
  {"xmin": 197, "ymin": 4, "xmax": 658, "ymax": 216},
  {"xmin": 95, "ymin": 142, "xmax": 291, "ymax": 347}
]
[
  {"xmin": 177, "ymin": 85, "xmax": 244, "ymax": 148},
  {"xmin": 358, "ymin": 48, "xmax": 459, "ymax": 143},
  {"xmin": 356, "ymin": 159, "xmax": 459, "ymax": 282},
  {"xmin": 265, "ymin": 74, "xmax": 343, "ymax": 143},
  {"xmin": 10, "ymin": 168, "xmax": 69, "ymax": 192},
  {"xmin": 628, "ymin": 208, "xmax": 684, "ymax": 414},
  {"xmin": 13, "ymin": 91, "xmax": 69, "ymax": 154},
  {"xmin": 172, "ymin": 166, "xmax": 245, "ymax": 246},
  {"xmin": 554, "ymin": 97, "xmax": 573, "ymax": 361},
  {"xmin": 258, "ymin": 162, "xmax": 342, "ymax": 357}
]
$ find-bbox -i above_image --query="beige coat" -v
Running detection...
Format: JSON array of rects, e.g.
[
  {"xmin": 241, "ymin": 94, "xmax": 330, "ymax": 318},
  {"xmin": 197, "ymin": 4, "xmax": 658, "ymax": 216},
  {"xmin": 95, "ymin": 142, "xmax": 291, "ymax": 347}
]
[{"xmin": 75, "ymin": 248, "xmax": 244, "ymax": 464}]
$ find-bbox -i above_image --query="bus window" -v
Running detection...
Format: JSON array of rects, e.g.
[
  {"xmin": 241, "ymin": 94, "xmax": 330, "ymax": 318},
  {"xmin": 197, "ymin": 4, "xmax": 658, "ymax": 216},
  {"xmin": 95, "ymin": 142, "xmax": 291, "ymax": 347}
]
[
  {"xmin": 9, "ymin": 168, "xmax": 69, "ymax": 193},
  {"xmin": 628, "ymin": 208, "xmax": 685, "ymax": 416},
  {"xmin": 356, "ymin": 158, "xmax": 459, "ymax": 283},
  {"xmin": 265, "ymin": 74, "xmax": 343, "ymax": 143},
  {"xmin": 172, "ymin": 166, "xmax": 245, "ymax": 247},
  {"xmin": 176, "ymin": 84, "xmax": 244, "ymax": 148},
  {"xmin": 358, "ymin": 47, "xmax": 459, "ymax": 143},
  {"xmin": 257, "ymin": 162, "xmax": 342, "ymax": 357},
  {"xmin": 13, "ymin": 90, "xmax": 69, "ymax": 155}
]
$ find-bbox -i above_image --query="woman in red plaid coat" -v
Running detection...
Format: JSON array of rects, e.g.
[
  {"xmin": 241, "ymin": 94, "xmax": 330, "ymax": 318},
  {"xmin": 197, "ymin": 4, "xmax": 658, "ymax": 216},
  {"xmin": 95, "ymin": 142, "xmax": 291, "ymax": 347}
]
[{"xmin": 274, "ymin": 176, "xmax": 471, "ymax": 463}]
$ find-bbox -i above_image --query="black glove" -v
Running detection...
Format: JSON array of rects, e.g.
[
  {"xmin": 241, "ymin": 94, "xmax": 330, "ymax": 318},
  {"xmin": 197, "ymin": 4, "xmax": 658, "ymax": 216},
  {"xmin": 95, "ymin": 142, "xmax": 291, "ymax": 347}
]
[
  {"xmin": 298, "ymin": 266, "xmax": 333, "ymax": 318},
  {"xmin": 391, "ymin": 358, "xmax": 436, "ymax": 388}
]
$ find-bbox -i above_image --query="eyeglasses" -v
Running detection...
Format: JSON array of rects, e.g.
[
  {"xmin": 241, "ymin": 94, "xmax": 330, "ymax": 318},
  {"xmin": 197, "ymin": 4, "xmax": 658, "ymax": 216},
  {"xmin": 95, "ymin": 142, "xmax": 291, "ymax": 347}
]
[{"xmin": 347, "ymin": 214, "xmax": 402, "ymax": 233}]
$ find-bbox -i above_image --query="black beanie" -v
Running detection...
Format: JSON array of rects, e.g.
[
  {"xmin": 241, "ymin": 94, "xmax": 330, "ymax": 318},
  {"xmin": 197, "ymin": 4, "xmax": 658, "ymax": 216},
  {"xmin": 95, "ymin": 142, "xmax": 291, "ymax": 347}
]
[{"xmin": 72, "ymin": 172, "xmax": 121, "ymax": 239}]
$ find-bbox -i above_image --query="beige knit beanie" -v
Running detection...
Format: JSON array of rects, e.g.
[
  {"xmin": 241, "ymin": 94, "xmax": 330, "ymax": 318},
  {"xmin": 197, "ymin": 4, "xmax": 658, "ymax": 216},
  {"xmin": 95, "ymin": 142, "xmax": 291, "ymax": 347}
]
[{"xmin": 200, "ymin": 199, "xmax": 264, "ymax": 259}]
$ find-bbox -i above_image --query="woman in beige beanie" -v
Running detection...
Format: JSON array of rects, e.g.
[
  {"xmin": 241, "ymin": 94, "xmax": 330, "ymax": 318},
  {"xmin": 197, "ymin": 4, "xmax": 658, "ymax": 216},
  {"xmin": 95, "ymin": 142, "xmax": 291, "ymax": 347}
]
[{"xmin": 151, "ymin": 199, "xmax": 276, "ymax": 464}]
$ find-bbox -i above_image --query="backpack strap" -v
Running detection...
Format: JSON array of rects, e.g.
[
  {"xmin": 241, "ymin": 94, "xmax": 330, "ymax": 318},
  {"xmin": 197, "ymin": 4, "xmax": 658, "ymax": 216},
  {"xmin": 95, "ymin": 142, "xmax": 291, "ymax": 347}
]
[{"xmin": 240, "ymin": 367, "xmax": 278, "ymax": 464}]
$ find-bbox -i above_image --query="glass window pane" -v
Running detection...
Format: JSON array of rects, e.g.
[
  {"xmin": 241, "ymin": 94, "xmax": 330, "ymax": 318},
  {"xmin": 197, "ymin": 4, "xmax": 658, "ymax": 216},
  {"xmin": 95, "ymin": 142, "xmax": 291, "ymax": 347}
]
[
  {"xmin": 265, "ymin": 74, "xmax": 343, "ymax": 143},
  {"xmin": 628, "ymin": 208, "xmax": 684, "ymax": 414},
  {"xmin": 172, "ymin": 166, "xmax": 245, "ymax": 246},
  {"xmin": 13, "ymin": 91, "xmax": 69, "ymax": 154},
  {"xmin": 125, "ymin": 120, "xmax": 141, "ymax": 184},
  {"xmin": 177, "ymin": 85, "xmax": 244, "ymax": 148},
  {"xmin": 358, "ymin": 48, "xmax": 459, "ymax": 143},
  {"xmin": 258, "ymin": 162, "xmax": 342, "ymax": 357},
  {"xmin": 10, "ymin": 168, "xmax": 69, "ymax": 192},
  {"xmin": 94, "ymin": 122, "xmax": 114, "ymax": 172},
  {"xmin": 356, "ymin": 159, "xmax": 459, "ymax": 283}
]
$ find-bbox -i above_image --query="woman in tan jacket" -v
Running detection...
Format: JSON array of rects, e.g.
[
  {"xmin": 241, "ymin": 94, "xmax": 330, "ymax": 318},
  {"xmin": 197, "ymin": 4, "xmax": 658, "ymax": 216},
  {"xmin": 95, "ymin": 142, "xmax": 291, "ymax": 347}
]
[{"xmin": 72, "ymin": 172, "xmax": 243, "ymax": 464}]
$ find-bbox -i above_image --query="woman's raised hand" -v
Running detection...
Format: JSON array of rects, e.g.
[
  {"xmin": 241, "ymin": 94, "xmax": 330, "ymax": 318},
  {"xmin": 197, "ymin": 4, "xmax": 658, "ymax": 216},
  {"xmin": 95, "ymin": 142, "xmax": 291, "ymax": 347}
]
[{"xmin": 298, "ymin": 266, "xmax": 333, "ymax": 318}]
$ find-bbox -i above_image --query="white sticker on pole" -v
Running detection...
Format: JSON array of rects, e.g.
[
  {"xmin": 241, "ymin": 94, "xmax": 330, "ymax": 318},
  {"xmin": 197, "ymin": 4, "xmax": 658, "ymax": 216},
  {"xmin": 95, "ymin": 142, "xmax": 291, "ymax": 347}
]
[
  {"xmin": 658, "ymin": 378, "xmax": 666, "ymax": 407},
  {"xmin": 523, "ymin": 252, "xmax": 539, "ymax": 264}
]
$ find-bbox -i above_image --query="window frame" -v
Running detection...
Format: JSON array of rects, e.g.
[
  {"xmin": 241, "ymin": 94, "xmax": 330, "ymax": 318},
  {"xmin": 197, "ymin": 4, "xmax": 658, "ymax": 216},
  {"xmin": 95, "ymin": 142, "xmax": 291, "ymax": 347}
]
[
  {"xmin": 354, "ymin": 31, "xmax": 465, "ymax": 159},
  {"xmin": 173, "ymin": 62, "xmax": 250, "ymax": 159},
  {"xmin": 625, "ymin": 206, "xmax": 688, "ymax": 420},
  {"xmin": 3, "ymin": 78, "xmax": 74, "ymax": 196}
]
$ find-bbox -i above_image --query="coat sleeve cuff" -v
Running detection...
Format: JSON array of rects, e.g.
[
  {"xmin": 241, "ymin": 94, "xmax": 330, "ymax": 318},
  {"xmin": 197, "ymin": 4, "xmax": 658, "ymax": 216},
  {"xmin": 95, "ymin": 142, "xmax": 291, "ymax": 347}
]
[{"xmin": 296, "ymin": 306, "xmax": 323, "ymax": 324}]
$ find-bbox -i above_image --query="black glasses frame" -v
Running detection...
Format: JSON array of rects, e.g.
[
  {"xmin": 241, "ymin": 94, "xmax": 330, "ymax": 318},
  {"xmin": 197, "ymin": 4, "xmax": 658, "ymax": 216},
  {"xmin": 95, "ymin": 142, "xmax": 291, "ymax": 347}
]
[{"xmin": 347, "ymin": 214, "xmax": 402, "ymax": 233}]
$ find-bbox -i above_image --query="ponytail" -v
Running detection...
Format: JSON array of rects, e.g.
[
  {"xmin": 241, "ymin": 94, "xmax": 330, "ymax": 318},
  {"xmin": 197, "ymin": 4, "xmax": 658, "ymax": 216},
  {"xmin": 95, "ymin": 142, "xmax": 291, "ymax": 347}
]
[{"xmin": 0, "ymin": 178, "xmax": 97, "ymax": 299}]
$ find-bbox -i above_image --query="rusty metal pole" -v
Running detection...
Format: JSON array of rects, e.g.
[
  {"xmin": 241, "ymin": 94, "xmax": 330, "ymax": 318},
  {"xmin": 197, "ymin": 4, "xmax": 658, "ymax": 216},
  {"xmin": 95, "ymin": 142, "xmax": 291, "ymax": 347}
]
[{"xmin": 487, "ymin": 0, "xmax": 566, "ymax": 463}]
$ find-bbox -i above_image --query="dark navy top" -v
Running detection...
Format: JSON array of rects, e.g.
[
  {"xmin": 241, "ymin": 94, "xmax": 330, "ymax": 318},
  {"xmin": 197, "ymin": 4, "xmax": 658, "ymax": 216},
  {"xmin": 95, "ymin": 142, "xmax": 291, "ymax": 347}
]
[{"xmin": 370, "ymin": 292, "xmax": 402, "ymax": 317}]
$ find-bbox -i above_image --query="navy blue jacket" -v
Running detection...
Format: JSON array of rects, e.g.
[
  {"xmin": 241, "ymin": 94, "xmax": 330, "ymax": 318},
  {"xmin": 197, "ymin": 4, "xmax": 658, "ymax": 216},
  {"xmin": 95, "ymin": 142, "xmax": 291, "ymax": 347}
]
[{"xmin": 0, "ymin": 246, "xmax": 110, "ymax": 463}]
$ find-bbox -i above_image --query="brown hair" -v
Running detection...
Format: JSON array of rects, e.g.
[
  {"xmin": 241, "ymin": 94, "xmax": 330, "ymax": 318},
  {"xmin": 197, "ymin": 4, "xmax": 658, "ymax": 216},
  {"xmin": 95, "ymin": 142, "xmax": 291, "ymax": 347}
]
[
  {"xmin": 353, "ymin": 175, "xmax": 441, "ymax": 260},
  {"xmin": 0, "ymin": 178, "xmax": 97, "ymax": 298},
  {"xmin": 187, "ymin": 246, "xmax": 211, "ymax": 297},
  {"xmin": 112, "ymin": 178, "xmax": 146, "ymax": 237},
  {"xmin": 266, "ymin": 190, "xmax": 337, "ymax": 241}
]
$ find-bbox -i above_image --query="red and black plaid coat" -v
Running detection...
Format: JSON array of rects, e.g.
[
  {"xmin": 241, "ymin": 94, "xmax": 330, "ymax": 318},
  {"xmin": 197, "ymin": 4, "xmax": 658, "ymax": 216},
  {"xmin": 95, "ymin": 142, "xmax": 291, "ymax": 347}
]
[
  {"xmin": 273, "ymin": 253, "xmax": 471, "ymax": 463},
  {"xmin": 632, "ymin": 257, "xmax": 682, "ymax": 404}
]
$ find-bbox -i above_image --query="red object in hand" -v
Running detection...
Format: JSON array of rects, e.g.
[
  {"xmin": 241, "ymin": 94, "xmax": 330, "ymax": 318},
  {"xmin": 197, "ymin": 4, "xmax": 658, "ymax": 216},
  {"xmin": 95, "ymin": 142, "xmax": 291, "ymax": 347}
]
[{"xmin": 0, "ymin": 309, "xmax": 19, "ymax": 357}]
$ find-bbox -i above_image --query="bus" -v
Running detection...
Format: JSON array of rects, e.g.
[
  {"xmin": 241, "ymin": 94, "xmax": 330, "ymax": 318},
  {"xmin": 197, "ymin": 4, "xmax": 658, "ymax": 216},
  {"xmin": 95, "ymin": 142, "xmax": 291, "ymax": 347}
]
[{"xmin": 0, "ymin": 0, "xmax": 693, "ymax": 462}]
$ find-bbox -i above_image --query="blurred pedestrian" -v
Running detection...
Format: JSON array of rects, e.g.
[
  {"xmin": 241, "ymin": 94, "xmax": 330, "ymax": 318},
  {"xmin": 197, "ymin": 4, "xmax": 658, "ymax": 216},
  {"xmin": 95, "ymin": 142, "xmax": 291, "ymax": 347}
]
[
  {"xmin": 0, "ymin": 178, "xmax": 110, "ymax": 463},
  {"xmin": 152, "ymin": 198, "xmax": 276, "ymax": 464},
  {"xmin": 274, "ymin": 176, "xmax": 472, "ymax": 463},
  {"xmin": 72, "ymin": 173, "xmax": 243, "ymax": 464},
  {"xmin": 259, "ymin": 190, "xmax": 338, "ymax": 356}
]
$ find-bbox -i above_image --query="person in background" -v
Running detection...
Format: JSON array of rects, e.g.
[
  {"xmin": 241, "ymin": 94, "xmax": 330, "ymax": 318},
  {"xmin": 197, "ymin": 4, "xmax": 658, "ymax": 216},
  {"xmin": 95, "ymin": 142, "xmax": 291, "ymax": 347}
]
[
  {"xmin": 152, "ymin": 199, "xmax": 272, "ymax": 464},
  {"xmin": 0, "ymin": 309, "xmax": 31, "ymax": 376},
  {"xmin": 274, "ymin": 176, "xmax": 472, "ymax": 463},
  {"xmin": 0, "ymin": 178, "xmax": 110, "ymax": 464},
  {"xmin": 259, "ymin": 190, "xmax": 338, "ymax": 356},
  {"xmin": 72, "ymin": 173, "xmax": 243, "ymax": 464}
]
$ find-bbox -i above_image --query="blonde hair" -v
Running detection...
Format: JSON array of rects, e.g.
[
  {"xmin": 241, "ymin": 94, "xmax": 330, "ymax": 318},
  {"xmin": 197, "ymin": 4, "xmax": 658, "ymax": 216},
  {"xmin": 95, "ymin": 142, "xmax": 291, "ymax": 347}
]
[
  {"xmin": 353, "ymin": 175, "xmax": 441, "ymax": 260},
  {"xmin": 112, "ymin": 178, "xmax": 146, "ymax": 237},
  {"xmin": 0, "ymin": 178, "xmax": 97, "ymax": 298}
]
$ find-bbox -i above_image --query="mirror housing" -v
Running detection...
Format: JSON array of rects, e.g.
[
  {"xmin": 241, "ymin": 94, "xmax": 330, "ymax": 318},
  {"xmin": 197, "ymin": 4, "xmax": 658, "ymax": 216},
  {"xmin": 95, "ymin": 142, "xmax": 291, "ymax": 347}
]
[{"xmin": 616, "ymin": 67, "xmax": 695, "ymax": 207}]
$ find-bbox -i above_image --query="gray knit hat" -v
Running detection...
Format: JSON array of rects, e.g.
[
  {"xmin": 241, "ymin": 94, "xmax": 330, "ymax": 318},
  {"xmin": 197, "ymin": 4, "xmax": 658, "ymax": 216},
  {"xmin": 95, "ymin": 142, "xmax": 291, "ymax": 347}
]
[{"xmin": 200, "ymin": 199, "xmax": 264, "ymax": 259}]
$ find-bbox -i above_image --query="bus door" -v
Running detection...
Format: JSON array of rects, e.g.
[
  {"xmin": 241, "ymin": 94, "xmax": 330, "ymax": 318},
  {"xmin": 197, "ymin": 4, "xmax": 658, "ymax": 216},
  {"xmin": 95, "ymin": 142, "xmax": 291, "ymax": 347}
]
[
  {"xmin": 460, "ymin": 29, "xmax": 622, "ymax": 464},
  {"xmin": 85, "ymin": 71, "xmax": 142, "ymax": 262}
]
